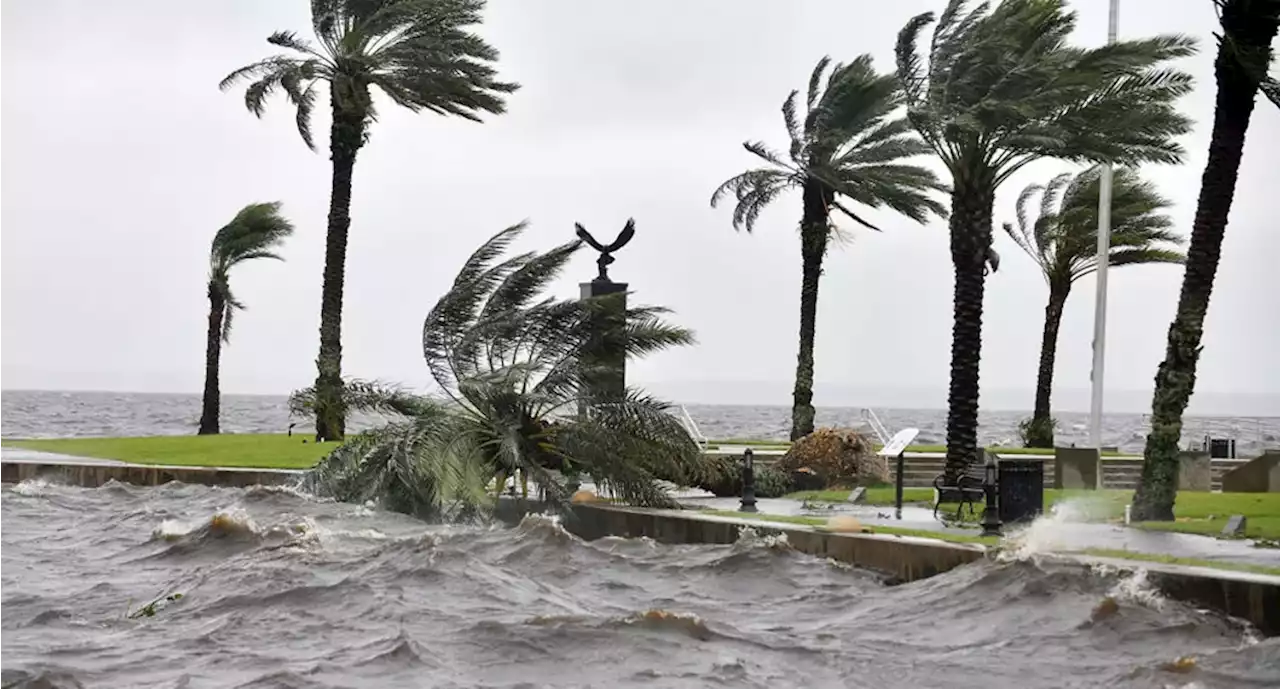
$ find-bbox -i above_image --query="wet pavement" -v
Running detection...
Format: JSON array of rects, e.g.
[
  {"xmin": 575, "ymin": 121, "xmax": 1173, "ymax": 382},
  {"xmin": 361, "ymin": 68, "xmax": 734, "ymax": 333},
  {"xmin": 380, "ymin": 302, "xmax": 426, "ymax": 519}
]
[{"xmin": 680, "ymin": 495, "xmax": 1280, "ymax": 568}]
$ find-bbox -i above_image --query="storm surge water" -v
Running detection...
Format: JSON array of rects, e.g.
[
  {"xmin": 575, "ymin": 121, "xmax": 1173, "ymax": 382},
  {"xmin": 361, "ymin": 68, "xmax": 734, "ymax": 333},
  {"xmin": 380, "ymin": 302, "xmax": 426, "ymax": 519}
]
[{"xmin": 3, "ymin": 481, "xmax": 1278, "ymax": 688}]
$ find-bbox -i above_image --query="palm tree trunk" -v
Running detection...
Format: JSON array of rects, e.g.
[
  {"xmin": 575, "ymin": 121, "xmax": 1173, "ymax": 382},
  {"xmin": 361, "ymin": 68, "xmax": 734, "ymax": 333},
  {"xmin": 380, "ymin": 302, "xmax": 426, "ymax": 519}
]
[
  {"xmin": 198, "ymin": 284, "xmax": 225, "ymax": 435},
  {"xmin": 313, "ymin": 91, "xmax": 368, "ymax": 442},
  {"xmin": 790, "ymin": 181, "xmax": 831, "ymax": 441},
  {"xmin": 1026, "ymin": 285, "xmax": 1069, "ymax": 448},
  {"xmin": 944, "ymin": 179, "xmax": 996, "ymax": 480},
  {"xmin": 1132, "ymin": 0, "xmax": 1278, "ymax": 521}
]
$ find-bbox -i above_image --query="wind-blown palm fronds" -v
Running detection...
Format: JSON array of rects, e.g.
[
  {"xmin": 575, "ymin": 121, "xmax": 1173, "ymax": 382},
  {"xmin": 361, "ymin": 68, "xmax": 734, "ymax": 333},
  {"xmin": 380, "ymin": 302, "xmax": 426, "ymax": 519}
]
[
  {"xmin": 1002, "ymin": 166, "xmax": 1181, "ymax": 447},
  {"xmin": 895, "ymin": 0, "xmax": 1195, "ymax": 478},
  {"xmin": 199, "ymin": 202, "xmax": 294, "ymax": 435},
  {"xmin": 1133, "ymin": 0, "xmax": 1279, "ymax": 521},
  {"xmin": 711, "ymin": 55, "xmax": 945, "ymax": 440},
  {"xmin": 306, "ymin": 222, "xmax": 709, "ymax": 519},
  {"xmin": 221, "ymin": 0, "xmax": 519, "ymax": 442}
]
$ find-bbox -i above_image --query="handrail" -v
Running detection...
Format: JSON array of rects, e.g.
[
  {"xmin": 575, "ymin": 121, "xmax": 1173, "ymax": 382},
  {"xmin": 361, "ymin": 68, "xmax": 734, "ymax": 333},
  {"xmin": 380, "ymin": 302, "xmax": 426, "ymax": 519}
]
[
  {"xmin": 860, "ymin": 408, "xmax": 890, "ymax": 446},
  {"xmin": 678, "ymin": 405, "xmax": 708, "ymax": 450}
]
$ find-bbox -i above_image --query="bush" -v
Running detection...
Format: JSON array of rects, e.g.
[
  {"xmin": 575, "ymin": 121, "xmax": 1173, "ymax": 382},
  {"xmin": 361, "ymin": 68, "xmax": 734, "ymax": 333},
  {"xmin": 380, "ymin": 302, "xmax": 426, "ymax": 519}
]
[{"xmin": 1017, "ymin": 416, "xmax": 1056, "ymax": 448}]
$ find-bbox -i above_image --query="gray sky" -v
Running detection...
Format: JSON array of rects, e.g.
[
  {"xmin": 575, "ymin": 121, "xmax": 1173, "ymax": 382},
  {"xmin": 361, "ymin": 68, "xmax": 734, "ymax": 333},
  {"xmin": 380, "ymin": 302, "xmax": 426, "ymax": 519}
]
[{"xmin": 3, "ymin": 0, "xmax": 1277, "ymax": 415}]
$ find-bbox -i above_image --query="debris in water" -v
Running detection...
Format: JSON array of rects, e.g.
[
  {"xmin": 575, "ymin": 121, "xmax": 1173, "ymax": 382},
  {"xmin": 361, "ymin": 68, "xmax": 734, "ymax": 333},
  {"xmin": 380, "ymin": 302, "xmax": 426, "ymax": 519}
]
[
  {"xmin": 1090, "ymin": 596, "xmax": 1120, "ymax": 621},
  {"xmin": 1160, "ymin": 656, "xmax": 1197, "ymax": 673}
]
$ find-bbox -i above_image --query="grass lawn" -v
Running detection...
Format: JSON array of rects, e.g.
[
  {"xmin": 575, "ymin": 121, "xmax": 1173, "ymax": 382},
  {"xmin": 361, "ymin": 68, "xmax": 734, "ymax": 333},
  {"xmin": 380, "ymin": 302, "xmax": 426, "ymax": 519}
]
[
  {"xmin": 2, "ymin": 434, "xmax": 337, "ymax": 470},
  {"xmin": 702, "ymin": 509, "xmax": 1280, "ymax": 576},
  {"xmin": 783, "ymin": 487, "xmax": 1280, "ymax": 540}
]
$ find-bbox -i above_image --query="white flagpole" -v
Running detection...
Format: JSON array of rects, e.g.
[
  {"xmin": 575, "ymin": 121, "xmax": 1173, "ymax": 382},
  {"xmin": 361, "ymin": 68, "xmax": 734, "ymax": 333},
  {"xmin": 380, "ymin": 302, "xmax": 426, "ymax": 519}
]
[{"xmin": 1089, "ymin": 0, "xmax": 1119, "ymax": 464}]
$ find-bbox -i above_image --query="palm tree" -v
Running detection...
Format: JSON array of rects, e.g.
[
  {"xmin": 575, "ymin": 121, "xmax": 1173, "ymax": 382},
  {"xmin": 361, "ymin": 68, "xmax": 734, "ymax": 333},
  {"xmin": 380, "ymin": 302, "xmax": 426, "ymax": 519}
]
[
  {"xmin": 1003, "ymin": 166, "xmax": 1183, "ymax": 448},
  {"xmin": 1132, "ymin": 0, "xmax": 1279, "ymax": 521},
  {"xmin": 220, "ymin": 0, "xmax": 518, "ymax": 442},
  {"xmin": 301, "ymin": 223, "xmax": 711, "ymax": 518},
  {"xmin": 895, "ymin": 0, "xmax": 1195, "ymax": 479},
  {"xmin": 711, "ymin": 55, "xmax": 946, "ymax": 441},
  {"xmin": 199, "ymin": 202, "xmax": 295, "ymax": 435}
]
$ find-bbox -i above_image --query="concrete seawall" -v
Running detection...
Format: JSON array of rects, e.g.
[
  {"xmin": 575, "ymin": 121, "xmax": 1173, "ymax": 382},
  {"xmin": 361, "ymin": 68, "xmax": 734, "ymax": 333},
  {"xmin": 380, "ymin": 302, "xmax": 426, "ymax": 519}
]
[
  {"xmin": 5, "ymin": 457, "xmax": 1278, "ymax": 636},
  {"xmin": 0, "ymin": 459, "xmax": 299, "ymax": 489},
  {"xmin": 505, "ymin": 501, "xmax": 1280, "ymax": 636}
]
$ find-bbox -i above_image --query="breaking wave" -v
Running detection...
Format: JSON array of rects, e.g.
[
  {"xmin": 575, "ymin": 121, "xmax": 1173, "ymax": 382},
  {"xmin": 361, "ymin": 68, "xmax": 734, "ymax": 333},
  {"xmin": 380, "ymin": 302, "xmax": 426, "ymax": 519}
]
[{"xmin": 2, "ymin": 480, "xmax": 1277, "ymax": 688}]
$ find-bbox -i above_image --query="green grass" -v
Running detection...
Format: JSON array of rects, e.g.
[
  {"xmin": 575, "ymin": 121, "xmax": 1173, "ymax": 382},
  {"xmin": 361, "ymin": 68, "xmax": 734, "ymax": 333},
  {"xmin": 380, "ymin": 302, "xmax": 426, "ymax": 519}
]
[
  {"xmin": 783, "ymin": 487, "xmax": 1280, "ymax": 540},
  {"xmin": 701, "ymin": 509, "xmax": 1280, "ymax": 576},
  {"xmin": 2, "ymin": 434, "xmax": 336, "ymax": 470}
]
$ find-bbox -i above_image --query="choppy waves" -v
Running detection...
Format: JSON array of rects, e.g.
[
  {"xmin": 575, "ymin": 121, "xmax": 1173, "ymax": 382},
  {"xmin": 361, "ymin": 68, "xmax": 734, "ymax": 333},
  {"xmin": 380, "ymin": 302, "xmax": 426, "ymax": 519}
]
[
  {"xmin": 4, "ymin": 390, "xmax": 1279, "ymax": 455},
  {"xmin": 3, "ymin": 479, "xmax": 1279, "ymax": 688}
]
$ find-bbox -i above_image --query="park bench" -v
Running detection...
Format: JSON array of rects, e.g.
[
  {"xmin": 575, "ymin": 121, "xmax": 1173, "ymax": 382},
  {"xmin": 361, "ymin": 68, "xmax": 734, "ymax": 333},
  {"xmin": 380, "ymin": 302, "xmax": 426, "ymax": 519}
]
[{"xmin": 932, "ymin": 461, "xmax": 988, "ymax": 521}]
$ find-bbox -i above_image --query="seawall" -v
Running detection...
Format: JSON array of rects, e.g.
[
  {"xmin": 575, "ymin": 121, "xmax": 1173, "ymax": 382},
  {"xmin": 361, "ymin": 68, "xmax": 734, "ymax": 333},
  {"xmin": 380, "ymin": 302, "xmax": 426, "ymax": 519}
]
[{"xmin": 4, "ymin": 457, "xmax": 1278, "ymax": 636}]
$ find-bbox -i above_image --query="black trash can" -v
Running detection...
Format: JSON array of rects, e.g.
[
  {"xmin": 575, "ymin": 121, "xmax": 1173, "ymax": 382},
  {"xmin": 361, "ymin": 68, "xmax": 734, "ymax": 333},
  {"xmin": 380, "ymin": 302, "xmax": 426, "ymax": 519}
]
[{"xmin": 998, "ymin": 459, "xmax": 1044, "ymax": 524}]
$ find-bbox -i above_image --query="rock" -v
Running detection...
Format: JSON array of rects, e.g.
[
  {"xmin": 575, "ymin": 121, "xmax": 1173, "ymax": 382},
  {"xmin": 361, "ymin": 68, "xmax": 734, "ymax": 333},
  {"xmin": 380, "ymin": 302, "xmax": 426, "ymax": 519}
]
[{"xmin": 776, "ymin": 427, "xmax": 888, "ymax": 488}]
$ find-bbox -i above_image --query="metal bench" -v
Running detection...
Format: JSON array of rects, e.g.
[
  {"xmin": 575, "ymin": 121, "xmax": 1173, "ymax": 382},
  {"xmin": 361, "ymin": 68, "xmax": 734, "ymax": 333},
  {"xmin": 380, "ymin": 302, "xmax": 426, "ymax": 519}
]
[{"xmin": 932, "ymin": 461, "xmax": 987, "ymax": 520}]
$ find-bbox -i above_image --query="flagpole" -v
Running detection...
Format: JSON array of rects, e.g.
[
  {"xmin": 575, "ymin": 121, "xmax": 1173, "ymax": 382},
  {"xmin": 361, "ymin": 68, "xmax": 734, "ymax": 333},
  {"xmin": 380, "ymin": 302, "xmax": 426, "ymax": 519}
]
[{"xmin": 1088, "ymin": 0, "xmax": 1119, "ymax": 468}]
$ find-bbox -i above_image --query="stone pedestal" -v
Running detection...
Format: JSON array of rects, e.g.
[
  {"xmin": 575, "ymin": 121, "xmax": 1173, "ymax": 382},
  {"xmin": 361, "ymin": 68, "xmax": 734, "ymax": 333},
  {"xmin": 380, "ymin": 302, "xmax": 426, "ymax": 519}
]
[
  {"xmin": 579, "ymin": 280, "xmax": 628, "ymax": 405},
  {"xmin": 1221, "ymin": 450, "xmax": 1280, "ymax": 493},
  {"xmin": 1054, "ymin": 447, "xmax": 1100, "ymax": 490},
  {"xmin": 1177, "ymin": 451, "xmax": 1213, "ymax": 491}
]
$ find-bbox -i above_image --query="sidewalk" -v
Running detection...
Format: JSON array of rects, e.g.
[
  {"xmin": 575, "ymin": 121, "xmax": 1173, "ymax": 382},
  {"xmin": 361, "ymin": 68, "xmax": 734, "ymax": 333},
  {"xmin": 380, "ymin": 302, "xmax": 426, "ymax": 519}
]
[{"xmin": 681, "ymin": 495, "xmax": 1280, "ymax": 569}]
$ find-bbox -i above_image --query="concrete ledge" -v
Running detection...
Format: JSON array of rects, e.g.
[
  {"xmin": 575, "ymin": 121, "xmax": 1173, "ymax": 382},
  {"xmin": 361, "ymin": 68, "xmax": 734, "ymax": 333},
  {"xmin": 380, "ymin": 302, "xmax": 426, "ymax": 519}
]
[
  {"xmin": 1, "ymin": 460, "xmax": 300, "ymax": 488},
  {"xmin": 1054, "ymin": 554, "xmax": 1280, "ymax": 636},
  {"xmin": 562, "ymin": 503, "xmax": 986, "ymax": 583}
]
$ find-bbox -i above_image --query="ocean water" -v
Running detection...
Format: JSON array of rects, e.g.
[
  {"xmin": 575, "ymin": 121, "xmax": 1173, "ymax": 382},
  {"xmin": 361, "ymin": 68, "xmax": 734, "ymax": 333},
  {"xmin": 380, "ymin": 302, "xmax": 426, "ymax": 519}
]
[
  {"xmin": 2, "ymin": 389, "xmax": 1278, "ymax": 456},
  {"xmin": 3, "ymin": 479, "xmax": 1278, "ymax": 688}
]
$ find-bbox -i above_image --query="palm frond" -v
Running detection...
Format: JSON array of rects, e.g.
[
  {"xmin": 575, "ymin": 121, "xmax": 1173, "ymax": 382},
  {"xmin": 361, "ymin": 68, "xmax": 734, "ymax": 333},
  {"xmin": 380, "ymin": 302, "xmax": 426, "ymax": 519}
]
[
  {"xmin": 1000, "ymin": 165, "xmax": 1182, "ymax": 286},
  {"xmin": 288, "ymin": 378, "xmax": 435, "ymax": 418},
  {"xmin": 302, "ymin": 222, "xmax": 707, "ymax": 519}
]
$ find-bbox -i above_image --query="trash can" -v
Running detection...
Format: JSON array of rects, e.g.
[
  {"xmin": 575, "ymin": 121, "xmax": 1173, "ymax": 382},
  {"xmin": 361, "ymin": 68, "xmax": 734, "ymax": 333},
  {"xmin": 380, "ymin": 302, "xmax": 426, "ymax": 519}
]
[{"xmin": 998, "ymin": 459, "xmax": 1044, "ymax": 524}]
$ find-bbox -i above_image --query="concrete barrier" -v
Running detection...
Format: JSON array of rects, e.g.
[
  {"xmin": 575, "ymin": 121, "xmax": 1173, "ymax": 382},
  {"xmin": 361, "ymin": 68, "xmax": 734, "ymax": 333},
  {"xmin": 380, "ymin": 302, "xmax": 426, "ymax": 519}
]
[{"xmin": 0, "ymin": 460, "xmax": 299, "ymax": 488}]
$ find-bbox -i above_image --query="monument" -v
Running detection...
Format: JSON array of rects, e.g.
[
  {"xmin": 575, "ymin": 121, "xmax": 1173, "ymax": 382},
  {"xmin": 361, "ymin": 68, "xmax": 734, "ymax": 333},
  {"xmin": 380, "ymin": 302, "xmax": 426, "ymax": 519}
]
[{"xmin": 576, "ymin": 219, "xmax": 634, "ymax": 404}]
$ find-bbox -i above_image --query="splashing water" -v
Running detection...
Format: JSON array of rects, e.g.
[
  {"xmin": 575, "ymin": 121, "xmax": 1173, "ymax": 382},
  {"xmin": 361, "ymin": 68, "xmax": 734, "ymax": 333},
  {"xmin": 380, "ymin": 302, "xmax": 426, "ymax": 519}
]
[{"xmin": 999, "ymin": 497, "xmax": 1118, "ymax": 562}]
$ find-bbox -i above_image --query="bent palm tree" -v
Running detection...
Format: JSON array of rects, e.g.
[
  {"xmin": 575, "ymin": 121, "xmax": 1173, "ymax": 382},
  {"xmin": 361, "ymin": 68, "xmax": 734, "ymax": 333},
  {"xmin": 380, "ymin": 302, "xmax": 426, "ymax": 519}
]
[
  {"xmin": 1003, "ymin": 167, "xmax": 1183, "ymax": 448},
  {"xmin": 302, "ymin": 223, "xmax": 710, "ymax": 518},
  {"xmin": 1133, "ymin": 0, "xmax": 1279, "ymax": 521},
  {"xmin": 199, "ymin": 202, "xmax": 295, "ymax": 435},
  {"xmin": 711, "ymin": 55, "xmax": 946, "ymax": 440},
  {"xmin": 896, "ymin": 0, "xmax": 1195, "ymax": 479},
  {"xmin": 221, "ymin": 0, "xmax": 518, "ymax": 442}
]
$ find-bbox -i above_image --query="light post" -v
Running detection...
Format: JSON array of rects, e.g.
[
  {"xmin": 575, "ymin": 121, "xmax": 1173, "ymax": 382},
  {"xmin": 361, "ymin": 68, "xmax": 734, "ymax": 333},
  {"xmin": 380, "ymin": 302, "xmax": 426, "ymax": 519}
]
[
  {"xmin": 980, "ymin": 453, "xmax": 1003, "ymax": 537},
  {"xmin": 740, "ymin": 448, "xmax": 758, "ymax": 513},
  {"xmin": 1088, "ymin": 0, "xmax": 1120, "ymax": 487}
]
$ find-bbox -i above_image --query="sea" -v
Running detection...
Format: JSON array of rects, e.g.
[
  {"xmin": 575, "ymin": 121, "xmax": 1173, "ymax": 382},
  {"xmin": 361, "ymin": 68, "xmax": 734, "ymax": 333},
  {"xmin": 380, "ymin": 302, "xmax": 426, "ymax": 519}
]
[
  {"xmin": 2, "ymin": 389, "xmax": 1278, "ymax": 455},
  {"xmin": 3, "ymin": 390, "xmax": 1280, "ymax": 687},
  {"xmin": 3, "ymin": 480, "xmax": 1279, "ymax": 688}
]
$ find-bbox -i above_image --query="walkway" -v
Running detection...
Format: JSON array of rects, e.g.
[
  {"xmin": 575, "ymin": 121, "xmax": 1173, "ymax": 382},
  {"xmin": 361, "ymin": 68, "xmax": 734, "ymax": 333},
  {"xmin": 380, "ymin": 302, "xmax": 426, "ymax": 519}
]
[{"xmin": 681, "ymin": 495, "xmax": 1280, "ymax": 569}]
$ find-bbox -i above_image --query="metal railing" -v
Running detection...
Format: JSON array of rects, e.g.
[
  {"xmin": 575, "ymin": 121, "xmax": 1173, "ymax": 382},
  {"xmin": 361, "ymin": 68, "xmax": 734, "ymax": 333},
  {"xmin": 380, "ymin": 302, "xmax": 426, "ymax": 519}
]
[
  {"xmin": 860, "ymin": 408, "xmax": 891, "ymax": 446},
  {"xmin": 678, "ymin": 405, "xmax": 708, "ymax": 450}
]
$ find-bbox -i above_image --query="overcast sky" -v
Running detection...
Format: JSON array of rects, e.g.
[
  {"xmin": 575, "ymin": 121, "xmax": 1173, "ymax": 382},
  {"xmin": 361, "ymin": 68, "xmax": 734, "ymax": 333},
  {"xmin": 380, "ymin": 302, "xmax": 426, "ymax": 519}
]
[{"xmin": 2, "ymin": 0, "xmax": 1277, "ymax": 415}]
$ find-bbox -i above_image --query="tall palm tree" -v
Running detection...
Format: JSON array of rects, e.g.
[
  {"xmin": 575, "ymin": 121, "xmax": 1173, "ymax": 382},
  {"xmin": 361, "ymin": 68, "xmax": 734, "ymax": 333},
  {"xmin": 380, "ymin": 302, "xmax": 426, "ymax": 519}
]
[
  {"xmin": 199, "ymin": 202, "xmax": 295, "ymax": 435},
  {"xmin": 895, "ymin": 0, "xmax": 1195, "ymax": 479},
  {"xmin": 711, "ymin": 55, "xmax": 946, "ymax": 441},
  {"xmin": 220, "ymin": 0, "xmax": 518, "ymax": 442},
  {"xmin": 1133, "ymin": 0, "xmax": 1279, "ymax": 521},
  {"xmin": 1003, "ymin": 166, "xmax": 1183, "ymax": 448},
  {"xmin": 302, "ymin": 223, "xmax": 710, "ymax": 518}
]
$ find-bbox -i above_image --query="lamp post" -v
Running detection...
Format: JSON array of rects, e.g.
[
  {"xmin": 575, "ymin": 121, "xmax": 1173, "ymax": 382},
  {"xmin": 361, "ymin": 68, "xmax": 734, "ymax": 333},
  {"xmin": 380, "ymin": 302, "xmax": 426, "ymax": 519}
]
[
  {"xmin": 980, "ymin": 453, "xmax": 1003, "ymax": 537},
  {"xmin": 740, "ymin": 448, "xmax": 758, "ymax": 513},
  {"xmin": 1088, "ymin": 0, "xmax": 1120, "ymax": 485}
]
